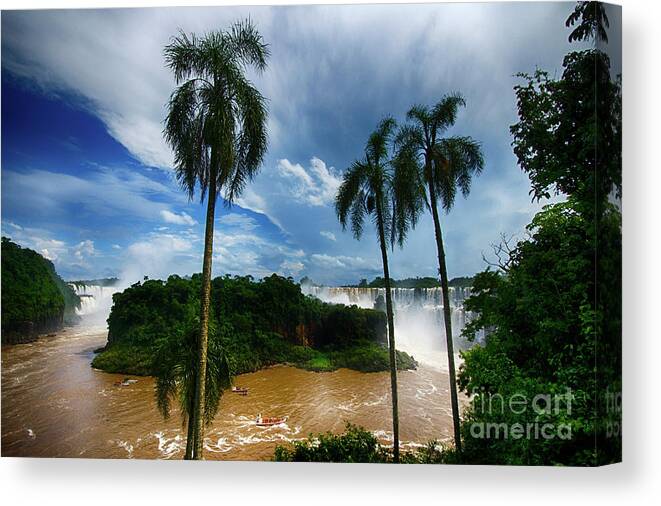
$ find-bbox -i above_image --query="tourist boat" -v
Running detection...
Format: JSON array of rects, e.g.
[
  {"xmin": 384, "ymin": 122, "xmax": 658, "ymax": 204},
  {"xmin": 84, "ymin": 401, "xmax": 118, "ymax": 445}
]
[
  {"xmin": 255, "ymin": 414, "xmax": 287, "ymax": 427},
  {"xmin": 114, "ymin": 378, "xmax": 138, "ymax": 387},
  {"xmin": 231, "ymin": 386, "xmax": 249, "ymax": 395}
]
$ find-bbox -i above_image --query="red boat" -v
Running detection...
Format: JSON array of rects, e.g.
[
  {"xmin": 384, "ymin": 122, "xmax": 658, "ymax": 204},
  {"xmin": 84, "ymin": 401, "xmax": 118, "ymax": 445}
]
[
  {"xmin": 231, "ymin": 386, "xmax": 249, "ymax": 395},
  {"xmin": 255, "ymin": 414, "xmax": 287, "ymax": 427}
]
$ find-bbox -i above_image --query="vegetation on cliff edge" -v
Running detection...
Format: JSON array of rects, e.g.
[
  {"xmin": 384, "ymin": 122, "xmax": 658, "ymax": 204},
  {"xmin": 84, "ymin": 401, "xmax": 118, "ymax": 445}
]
[
  {"xmin": 1, "ymin": 237, "xmax": 80, "ymax": 341},
  {"xmin": 92, "ymin": 274, "xmax": 417, "ymax": 376}
]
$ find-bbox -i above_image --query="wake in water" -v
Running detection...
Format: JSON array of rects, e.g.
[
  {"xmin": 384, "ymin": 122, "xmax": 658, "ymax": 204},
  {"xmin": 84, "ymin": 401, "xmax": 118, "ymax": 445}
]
[{"xmin": 2, "ymin": 315, "xmax": 464, "ymax": 460}]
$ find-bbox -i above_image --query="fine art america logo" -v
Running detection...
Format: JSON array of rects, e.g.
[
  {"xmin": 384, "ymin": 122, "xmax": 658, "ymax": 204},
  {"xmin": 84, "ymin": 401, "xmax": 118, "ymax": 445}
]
[{"xmin": 469, "ymin": 389, "xmax": 574, "ymax": 441}]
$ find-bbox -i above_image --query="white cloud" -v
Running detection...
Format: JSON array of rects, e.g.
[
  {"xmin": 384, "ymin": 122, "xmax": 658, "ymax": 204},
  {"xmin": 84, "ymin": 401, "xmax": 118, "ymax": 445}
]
[
  {"xmin": 310, "ymin": 253, "xmax": 375, "ymax": 270},
  {"xmin": 2, "ymin": 222, "xmax": 99, "ymax": 277},
  {"xmin": 276, "ymin": 157, "xmax": 342, "ymax": 207},
  {"xmin": 112, "ymin": 244, "xmax": 122, "ymax": 250},
  {"xmin": 73, "ymin": 239, "xmax": 96, "ymax": 261},
  {"xmin": 320, "ymin": 230, "xmax": 336, "ymax": 241},
  {"xmin": 309, "ymin": 158, "xmax": 342, "ymax": 205},
  {"xmin": 234, "ymin": 186, "xmax": 268, "ymax": 214},
  {"xmin": 160, "ymin": 209, "xmax": 197, "ymax": 226},
  {"xmin": 122, "ymin": 232, "xmax": 198, "ymax": 282},
  {"xmin": 2, "ymin": 167, "xmax": 184, "ymax": 222},
  {"xmin": 5, "ymin": 221, "xmax": 23, "ymax": 230},
  {"xmin": 213, "ymin": 228, "xmax": 307, "ymax": 279},
  {"xmin": 35, "ymin": 237, "xmax": 67, "ymax": 262},
  {"xmin": 233, "ymin": 186, "xmax": 288, "ymax": 234},
  {"xmin": 279, "ymin": 260, "xmax": 305, "ymax": 277},
  {"xmin": 219, "ymin": 213, "xmax": 258, "ymax": 231},
  {"xmin": 1, "ymin": 9, "xmax": 178, "ymax": 169}
]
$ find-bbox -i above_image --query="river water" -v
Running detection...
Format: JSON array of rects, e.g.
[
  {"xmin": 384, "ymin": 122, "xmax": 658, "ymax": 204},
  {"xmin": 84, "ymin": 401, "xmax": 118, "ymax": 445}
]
[{"xmin": 1, "ymin": 324, "xmax": 464, "ymax": 460}]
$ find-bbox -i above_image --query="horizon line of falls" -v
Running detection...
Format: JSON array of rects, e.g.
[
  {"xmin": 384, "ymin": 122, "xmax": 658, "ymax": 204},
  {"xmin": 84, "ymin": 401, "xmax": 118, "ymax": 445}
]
[
  {"xmin": 70, "ymin": 284, "xmax": 119, "ymax": 327},
  {"xmin": 301, "ymin": 285, "xmax": 484, "ymax": 369}
]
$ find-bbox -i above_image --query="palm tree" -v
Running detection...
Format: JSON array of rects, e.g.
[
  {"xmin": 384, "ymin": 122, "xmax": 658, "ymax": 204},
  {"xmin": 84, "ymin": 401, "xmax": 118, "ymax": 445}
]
[
  {"xmin": 396, "ymin": 93, "xmax": 484, "ymax": 455},
  {"xmin": 154, "ymin": 318, "xmax": 232, "ymax": 457},
  {"xmin": 335, "ymin": 117, "xmax": 425, "ymax": 463},
  {"xmin": 163, "ymin": 20, "xmax": 269, "ymax": 460}
]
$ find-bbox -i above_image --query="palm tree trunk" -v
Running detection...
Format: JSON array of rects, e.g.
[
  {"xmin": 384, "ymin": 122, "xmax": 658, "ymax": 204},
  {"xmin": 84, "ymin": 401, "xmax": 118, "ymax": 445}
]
[
  {"xmin": 184, "ymin": 394, "xmax": 196, "ymax": 459},
  {"xmin": 428, "ymin": 179, "xmax": 462, "ymax": 455},
  {"xmin": 376, "ymin": 204, "xmax": 400, "ymax": 463},
  {"xmin": 192, "ymin": 168, "xmax": 218, "ymax": 460}
]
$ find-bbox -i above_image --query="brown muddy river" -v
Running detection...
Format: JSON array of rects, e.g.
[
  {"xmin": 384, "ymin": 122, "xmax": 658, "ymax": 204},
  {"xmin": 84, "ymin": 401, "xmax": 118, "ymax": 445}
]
[{"xmin": 1, "ymin": 325, "xmax": 463, "ymax": 460}]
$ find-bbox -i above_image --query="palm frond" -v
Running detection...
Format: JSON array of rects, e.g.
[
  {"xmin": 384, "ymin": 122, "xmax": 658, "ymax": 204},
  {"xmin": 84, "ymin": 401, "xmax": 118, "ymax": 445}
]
[
  {"xmin": 164, "ymin": 80, "xmax": 208, "ymax": 200},
  {"xmin": 430, "ymin": 92, "xmax": 466, "ymax": 137},
  {"xmin": 153, "ymin": 318, "xmax": 234, "ymax": 429},
  {"xmin": 394, "ymin": 124, "xmax": 424, "ymax": 153},
  {"xmin": 366, "ymin": 116, "xmax": 396, "ymax": 166},
  {"xmin": 227, "ymin": 18, "xmax": 270, "ymax": 73},
  {"xmin": 225, "ymin": 75, "xmax": 269, "ymax": 204},
  {"xmin": 335, "ymin": 160, "xmax": 368, "ymax": 239},
  {"xmin": 164, "ymin": 20, "xmax": 270, "ymax": 206},
  {"xmin": 391, "ymin": 142, "xmax": 427, "ymax": 247},
  {"xmin": 164, "ymin": 30, "xmax": 201, "ymax": 84},
  {"xmin": 406, "ymin": 104, "xmax": 430, "ymax": 127},
  {"xmin": 432, "ymin": 135, "xmax": 484, "ymax": 212}
]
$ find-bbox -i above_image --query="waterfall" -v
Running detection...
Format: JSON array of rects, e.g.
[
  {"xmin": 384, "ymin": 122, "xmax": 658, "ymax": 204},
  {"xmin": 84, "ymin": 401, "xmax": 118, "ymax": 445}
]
[
  {"xmin": 301, "ymin": 284, "xmax": 482, "ymax": 368},
  {"xmin": 70, "ymin": 283, "xmax": 119, "ymax": 326}
]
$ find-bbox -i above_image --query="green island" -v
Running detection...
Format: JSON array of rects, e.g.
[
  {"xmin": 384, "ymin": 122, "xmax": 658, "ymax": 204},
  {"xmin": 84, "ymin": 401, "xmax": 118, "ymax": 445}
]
[
  {"xmin": 1, "ymin": 237, "xmax": 81, "ymax": 344},
  {"xmin": 92, "ymin": 273, "xmax": 417, "ymax": 376}
]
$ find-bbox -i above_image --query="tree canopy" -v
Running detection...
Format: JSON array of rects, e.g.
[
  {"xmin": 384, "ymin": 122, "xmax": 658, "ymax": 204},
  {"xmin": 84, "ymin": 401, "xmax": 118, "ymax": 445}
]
[{"xmin": 1, "ymin": 237, "xmax": 80, "ymax": 341}]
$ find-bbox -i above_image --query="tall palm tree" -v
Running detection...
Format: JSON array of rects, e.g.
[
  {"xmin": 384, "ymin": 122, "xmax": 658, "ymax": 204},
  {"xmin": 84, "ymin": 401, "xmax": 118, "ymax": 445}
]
[
  {"xmin": 335, "ymin": 117, "xmax": 425, "ymax": 463},
  {"xmin": 396, "ymin": 93, "xmax": 484, "ymax": 455},
  {"xmin": 163, "ymin": 20, "xmax": 269, "ymax": 460}
]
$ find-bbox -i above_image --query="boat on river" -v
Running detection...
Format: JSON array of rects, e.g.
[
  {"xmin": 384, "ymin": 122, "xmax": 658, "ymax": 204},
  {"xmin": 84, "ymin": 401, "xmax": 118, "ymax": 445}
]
[
  {"xmin": 231, "ymin": 386, "xmax": 249, "ymax": 395},
  {"xmin": 114, "ymin": 378, "xmax": 138, "ymax": 387},
  {"xmin": 255, "ymin": 414, "xmax": 287, "ymax": 427}
]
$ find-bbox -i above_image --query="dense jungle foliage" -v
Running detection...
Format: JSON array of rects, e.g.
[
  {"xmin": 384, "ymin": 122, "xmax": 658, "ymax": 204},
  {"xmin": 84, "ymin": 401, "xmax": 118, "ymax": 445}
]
[
  {"xmin": 274, "ymin": 423, "xmax": 456, "ymax": 464},
  {"xmin": 455, "ymin": 44, "xmax": 622, "ymax": 465},
  {"xmin": 92, "ymin": 273, "xmax": 417, "ymax": 376},
  {"xmin": 1, "ymin": 237, "xmax": 80, "ymax": 341}
]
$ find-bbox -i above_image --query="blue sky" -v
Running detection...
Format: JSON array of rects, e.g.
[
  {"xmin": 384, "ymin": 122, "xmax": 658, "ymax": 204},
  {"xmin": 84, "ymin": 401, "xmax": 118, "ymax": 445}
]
[{"xmin": 0, "ymin": 3, "xmax": 613, "ymax": 284}]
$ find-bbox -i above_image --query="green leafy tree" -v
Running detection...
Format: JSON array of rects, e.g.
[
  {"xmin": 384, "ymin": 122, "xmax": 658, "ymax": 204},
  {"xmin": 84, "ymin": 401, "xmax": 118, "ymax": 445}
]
[
  {"xmin": 335, "ymin": 117, "xmax": 424, "ymax": 462},
  {"xmin": 163, "ymin": 20, "xmax": 269, "ymax": 460},
  {"xmin": 459, "ymin": 199, "xmax": 621, "ymax": 465},
  {"xmin": 457, "ymin": 2, "xmax": 621, "ymax": 465},
  {"xmin": 1, "ymin": 237, "xmax": 80, "ymax": 343},
  {"xmin": 395, "ymin": 94, "xmax": 484, "ymax": 453},
  {"xmin": 510, "ymin": 50, "xmax": 621, "ymax": 218},
  {"xmin": 565, "ymin": 1, "xmax": 609, "ymax": 43},
  {"xmin": 274, "ymin": 423, "xmax": 456, "ymax": 464}
]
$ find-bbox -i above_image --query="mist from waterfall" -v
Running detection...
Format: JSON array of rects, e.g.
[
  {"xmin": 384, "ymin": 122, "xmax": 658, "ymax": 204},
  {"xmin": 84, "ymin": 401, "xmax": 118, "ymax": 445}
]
[
  {"xmin": 301, "ymin": 284, "xmax": 482, "ymax": 369},
  {"xmin": 71, "ymin": 283, "xmax": 120, "ymax": 329}
]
